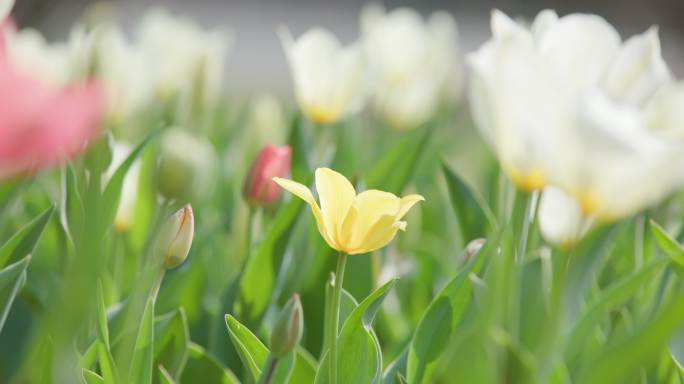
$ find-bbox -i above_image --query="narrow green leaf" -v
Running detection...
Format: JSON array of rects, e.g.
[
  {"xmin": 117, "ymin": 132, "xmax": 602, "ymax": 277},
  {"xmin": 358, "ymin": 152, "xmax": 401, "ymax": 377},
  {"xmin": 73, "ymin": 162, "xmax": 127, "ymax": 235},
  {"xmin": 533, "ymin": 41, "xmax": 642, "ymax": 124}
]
[
  {"xmin": 382, "ymin": 346, "xmax": 408, "ymax": 384},
  {"xmin": 181, "ymin": 343, "xmax": 239, "ymax": 384},
  {"xmin": 95, "ymin": 282, "xmax": 118, "ymax": 384},
  {"xmin": 651, "ymin": 220, "xmax": 684, "ymax": 268},
  {"xmin": 128, "ymin": 296, "xmax": 155, "ymax": 384},
  {"xmin": 0, "ymin": 255, "xmax": 31, "ymax": 333},
  {"xmin": 0, "ymin": 205, "xmax": 54, "ymax": 268},
  {"xmin": 441, "ymin": 162, "xmax": 497, "ymax": 242},
  {"xmin": 407, "ymin": 250, "xmax": 487, "ymax": 384},
  {"xmin": 365, "ymin": 125, "xmax": 433, "ymax": 195},
  {"xmin": 235, "ymin": 195, "xmax": 304, "ymax": 326},
  {"xmin": 158, "ymin": 365, "xmax": 177, "ymax": 384},
  {"xmin": 225, "ymin": 314, "xmax": 269, "ymax": 380},
  {"xmin": 153, "ymin": 308, "xmax": 190, "ymax": 380},
  {"xmin": 565, "ymin": 258, "xmax": 668, "ymax": 360},
  {"xmin": 82, "ymin": 369, "xmax": 105, "ymax": 384},
  {"xmin": 576, "ymin": 287, "xmax": 684, "ymax": 384},
  {"xmin": 315, "ymin": 279, "xmax": 397, "ymax": 384}
]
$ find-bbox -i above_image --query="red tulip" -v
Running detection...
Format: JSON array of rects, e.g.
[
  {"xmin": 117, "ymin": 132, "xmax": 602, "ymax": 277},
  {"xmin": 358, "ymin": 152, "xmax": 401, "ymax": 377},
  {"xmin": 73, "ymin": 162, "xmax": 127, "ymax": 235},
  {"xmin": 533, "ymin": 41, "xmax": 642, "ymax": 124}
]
[
  {"xmin": 243, "ymin": 144, "xmax": 292, "ymax": 207},
  {"xmin": 0, "ymin": 53, "xmax": 104, "ymax": 180}
]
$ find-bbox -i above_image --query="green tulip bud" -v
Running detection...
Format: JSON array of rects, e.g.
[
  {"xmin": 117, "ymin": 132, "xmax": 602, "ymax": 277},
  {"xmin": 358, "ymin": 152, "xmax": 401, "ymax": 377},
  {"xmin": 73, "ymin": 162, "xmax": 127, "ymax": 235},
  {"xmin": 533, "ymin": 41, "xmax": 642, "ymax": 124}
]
[
  {"xmin": 156, "ymin": 128, "xmax": 215, "ymax": 201},
  {"xmin": 270, "ymin": 293, "xmax": 303, "ymax": 358},
  {"xmin": 159, "ymin": 204, "xmax": 195, "ymax": 269}
]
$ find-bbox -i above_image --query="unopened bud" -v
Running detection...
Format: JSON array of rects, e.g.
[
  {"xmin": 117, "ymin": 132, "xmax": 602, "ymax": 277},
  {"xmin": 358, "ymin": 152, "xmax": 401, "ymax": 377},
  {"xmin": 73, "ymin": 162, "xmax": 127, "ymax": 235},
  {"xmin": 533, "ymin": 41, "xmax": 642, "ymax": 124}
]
[
  {"xmin": 159, "ymin": 204, "xmax": 195, "ymax": 269},
  {"xmin": 464, "ymin": 238, "xmax": 486, "ymax": 263},
  {"xmin": 157, "ymin": 128, "xmax": 215, "ymax": 201},
  {"xmin": 270, "ymin": 293, "xmax": 303, "ymax": 358},
  {"xmin": 243, "ymin": 145, "xmax": 291, "ymax": 207}
]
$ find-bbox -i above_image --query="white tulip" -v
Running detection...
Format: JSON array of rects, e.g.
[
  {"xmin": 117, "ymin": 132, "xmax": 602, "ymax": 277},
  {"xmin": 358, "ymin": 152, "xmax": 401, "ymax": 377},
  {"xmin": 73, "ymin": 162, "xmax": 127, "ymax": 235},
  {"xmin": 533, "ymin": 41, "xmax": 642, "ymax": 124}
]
[
  {"xmin": 278, "ymin": 27, "xmax": 367, "ymax": 125},
  {"xmin": 538, "ymin": 187, "xmax": 592, "ymax": 248},
  {"xmin": 0, "ymin": 0, "xmax": 13, "ymax": 19},
  {"xmin": 3, "ymin": 28, "xmax": 72, "ymax": 85},
  {"xmin": 362, "ymin": 4, "xmax": 461, "ymax": 129},
  {"xmin": 106, "ymin": 142, "xmax": 141, "ymax": 233},
  {"xmin": 468, "ymin": 9, "xmax": 684, "ymax": 220},
  {"xmin": 93, "ymin": 26, "xmax": 154, "ymax": 121},
  {"xmin": 138, "ymin": 8, "xmax": 230, "ymax": 108}
]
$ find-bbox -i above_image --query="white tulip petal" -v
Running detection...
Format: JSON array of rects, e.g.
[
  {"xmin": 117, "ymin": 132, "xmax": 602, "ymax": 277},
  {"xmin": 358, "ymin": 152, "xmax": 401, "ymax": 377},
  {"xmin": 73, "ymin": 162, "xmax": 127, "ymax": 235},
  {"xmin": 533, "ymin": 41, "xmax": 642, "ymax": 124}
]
[
  {"xmin": 539, "ymin": 186, "xmax": 590, "ymax": 247},
  {"xmin": 602, "ymin": 27, "xmax": 671, "ymax": 105}
]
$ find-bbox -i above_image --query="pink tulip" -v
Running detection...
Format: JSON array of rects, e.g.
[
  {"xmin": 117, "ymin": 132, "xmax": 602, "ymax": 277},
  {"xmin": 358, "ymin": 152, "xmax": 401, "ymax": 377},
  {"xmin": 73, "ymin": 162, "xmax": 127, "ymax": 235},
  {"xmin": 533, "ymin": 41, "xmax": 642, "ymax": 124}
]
[
  {"xmin": 0, "ymin": 48, "xmax": 104, "ymax": 180},
  {"xmin": 243, "ymin": 144, "xmax": 292, "ymax": 207}
]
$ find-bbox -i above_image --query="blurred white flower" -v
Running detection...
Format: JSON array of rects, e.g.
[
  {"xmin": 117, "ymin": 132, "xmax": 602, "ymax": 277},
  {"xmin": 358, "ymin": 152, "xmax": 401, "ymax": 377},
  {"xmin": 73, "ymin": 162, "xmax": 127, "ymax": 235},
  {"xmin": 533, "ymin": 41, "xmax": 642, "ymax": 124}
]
[
  {"xmin": 93, "ymin": 25, "xmax": 153, "ymax": 120},
  {"xmin": 248, "ymin": 93, "xmax": 286, "ymax": 145},
  {"xmin": 362, "ymin": 4, "xmax": 461, "ymax": 129},
  {"xmin": 3, "ymin": 28, "xmax": 72, "ymax": 85},
  {"xmin": 0, "ymin": 0, "xmax": 13, "ymax": 19},
  {"xmin": 138, "ymin": 8, "xmax": 231, "ymax": 108},
  {"xmin": 279, "ymin": 27, "xmax": 367, "ymax": 125},
  {"xmin": 468, "ymin": 9, "xmax": 684, "ymax": 219},
  {"xmin": 538, "ymin": 186, "xmax": 592, "ymax": 248},
  {"xmin": 107, "ymin": 142, "xmax": 141, "ymax": 233}
]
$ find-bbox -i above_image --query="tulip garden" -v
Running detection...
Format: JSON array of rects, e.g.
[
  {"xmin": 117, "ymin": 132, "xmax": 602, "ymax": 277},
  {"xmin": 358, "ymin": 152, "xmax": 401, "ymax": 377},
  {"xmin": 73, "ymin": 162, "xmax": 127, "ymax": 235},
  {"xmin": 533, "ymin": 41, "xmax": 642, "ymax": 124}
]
[{"xmin": 3, "ymin": 0, "xmax": 684, "ymax": 383}]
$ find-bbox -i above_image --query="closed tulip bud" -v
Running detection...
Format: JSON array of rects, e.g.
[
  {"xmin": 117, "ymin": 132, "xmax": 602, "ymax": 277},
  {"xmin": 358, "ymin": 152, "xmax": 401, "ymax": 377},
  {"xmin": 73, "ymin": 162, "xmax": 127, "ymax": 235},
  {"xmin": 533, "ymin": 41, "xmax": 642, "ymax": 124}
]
[
  {"xmin": 159, "ymin": 204, "xmax": 194, "ymax": 269},
  {"xmin": 243, "ymin": 145, "xmax": 291, "ymax": 207},
  {"xmin": 157, "ymin": 128, "xmax": 215, "ymax": 201},
  {"xmin": 270, "ymin": 293, "xmax": 303, "ymax": 358}
]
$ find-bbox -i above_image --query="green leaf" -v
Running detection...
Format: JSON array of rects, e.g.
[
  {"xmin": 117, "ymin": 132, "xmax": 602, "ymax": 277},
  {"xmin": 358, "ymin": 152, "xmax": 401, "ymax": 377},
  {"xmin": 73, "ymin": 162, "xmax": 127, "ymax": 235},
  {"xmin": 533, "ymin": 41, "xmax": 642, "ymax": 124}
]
[
  {"xmin": 441, "ymin": 162, "xmax": 496, "ymax": 242},
  {"xmin": 407, "ymin": 251, "xmax": 486, "ymax": 384},
  {"xmin": 63, "ymin": 165, "xmax": 85, "ymax": 241},
  {"xmin": 153, "ymin": 308, "xmax": 189, "ymax": 380},
  {"xmin": 0, "ymin": 255, "xmax": 31, "ymax": 333},
  {"xmin": 651, "ymin": 220, "xmax": 684, "ymax": 268},
  {"xmin": 158, "ymin": 365, "xmax": 177, "ymax": 384},
  {"xmin": 565, "ymin": 258, "xmax": 668, "ymax": 361},
  {"xmin": 225, "ymin": 314, "xmax": 269, "ymax": 380},
  {"xmin": 669, "ymin": 327, "xmax": 684, "ymax": 372},
  {"xmin": 129, "ymin": 296, "xmax": 155, "ymax": 384},
  {"xmin": 365, "ymin": 125, "xmax": 433, "ymax": 195},
  {"xmin": 181, "ymin": 343, "xmax": 239, "ymax": 384},
  {"xmin": 235, "ymin": 194, "xmax": 304, "ymax": 326},
  {"xmin": 315, "ymin": 279, "xmax": 397, "ymax": 384},
  {"xmin": 287, "ymin": 112, "xmax": 310, "ymax": 183},
  {"xmin": 100, "ymin": 133, "xmax": 154, "ymax": 232},
  {"xmin": 82, "ymin": 369, "xmax": 105, "ymax": 384},
  {"xmin": 290, "ymin": 346, "xmax": 317, "ymax": 384},
  {"xmin": 95, "ymin": 283, "xmax": 118, "ymax": 384},
  {"xmin": 382, "ymin": 347, "xmax": 408, "ymax": 384},
  {"xmin": 0, "ymin": 205, "xmax": 54, "ymax": 268},
  {"xmin": 224, "ymin": 314, "xmax": 315, "ymax": 384},
  {"xmin": 576, "ymin": 287, "xmax": 684, "ymax": 384}
]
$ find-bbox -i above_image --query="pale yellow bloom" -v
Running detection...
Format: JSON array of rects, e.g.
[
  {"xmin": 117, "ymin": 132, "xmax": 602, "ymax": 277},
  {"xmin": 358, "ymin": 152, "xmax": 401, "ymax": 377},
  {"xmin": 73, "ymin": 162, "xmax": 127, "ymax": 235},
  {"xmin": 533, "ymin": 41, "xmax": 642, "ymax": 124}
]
[{"xmin": 273, "ymin": 168, "xmax": 423, "ymax": 255}]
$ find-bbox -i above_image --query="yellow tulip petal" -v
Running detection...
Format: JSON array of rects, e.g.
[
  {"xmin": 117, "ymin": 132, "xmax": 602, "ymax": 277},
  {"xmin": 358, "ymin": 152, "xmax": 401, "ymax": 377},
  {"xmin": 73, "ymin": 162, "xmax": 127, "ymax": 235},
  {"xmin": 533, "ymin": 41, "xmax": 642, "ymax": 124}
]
[
  {"xmin": 272, "ymin": 177, "xmax": 336, "ymax": 249},
  {"xmin": 397, "ymin": 194, "xmax": 425, "ymax": 219},
  {"xmin": 347, "ymin": 214, "xmax": 400, "ymax": 255},
  {"xmin": 340, "ymin": 189, "xmax": 400, "ymax": 250},
  {"xmin": 315, "ymin": 168, "xmax": 356, "ymax": 246}
]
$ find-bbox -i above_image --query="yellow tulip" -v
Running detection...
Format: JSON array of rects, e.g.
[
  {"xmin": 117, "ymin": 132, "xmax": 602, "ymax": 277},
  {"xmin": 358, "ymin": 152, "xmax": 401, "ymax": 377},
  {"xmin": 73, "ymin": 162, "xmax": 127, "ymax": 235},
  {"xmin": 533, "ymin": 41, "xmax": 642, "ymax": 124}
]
[{"xmin": 273, "ymin": 167, "xmax": 423, "ymax": 255}]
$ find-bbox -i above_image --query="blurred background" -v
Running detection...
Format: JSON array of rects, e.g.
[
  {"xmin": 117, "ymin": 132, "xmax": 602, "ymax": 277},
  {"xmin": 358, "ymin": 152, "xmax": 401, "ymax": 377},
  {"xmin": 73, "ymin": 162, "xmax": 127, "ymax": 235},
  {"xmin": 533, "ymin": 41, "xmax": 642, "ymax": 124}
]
[{"xmin": 11, "ymin": 0, "xmax": 684, "ymax": 96}]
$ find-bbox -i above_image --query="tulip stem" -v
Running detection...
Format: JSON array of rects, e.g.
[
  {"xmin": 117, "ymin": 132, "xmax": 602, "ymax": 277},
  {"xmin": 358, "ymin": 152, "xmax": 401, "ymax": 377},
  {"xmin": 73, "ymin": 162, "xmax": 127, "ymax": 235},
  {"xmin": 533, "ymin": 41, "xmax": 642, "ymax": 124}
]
[
  {"xmin": 329, "ymin": 252, "xmax": 348, "ymax": 384},
  {"xmin": 258, "ymin": 355, "xmax": 279, "ymax": 384}
]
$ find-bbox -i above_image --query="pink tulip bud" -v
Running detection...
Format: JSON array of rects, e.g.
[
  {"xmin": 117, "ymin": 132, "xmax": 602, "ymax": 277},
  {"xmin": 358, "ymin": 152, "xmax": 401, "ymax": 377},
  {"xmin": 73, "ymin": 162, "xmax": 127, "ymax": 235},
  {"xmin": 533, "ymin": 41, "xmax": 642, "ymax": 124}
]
[
  {"xmin": 0, "ymin": 56, "xmax": 104, "ymax": 180},
  {"xmin": 243, "ymin": 145, "xmax": 291, "ymax": 207}
]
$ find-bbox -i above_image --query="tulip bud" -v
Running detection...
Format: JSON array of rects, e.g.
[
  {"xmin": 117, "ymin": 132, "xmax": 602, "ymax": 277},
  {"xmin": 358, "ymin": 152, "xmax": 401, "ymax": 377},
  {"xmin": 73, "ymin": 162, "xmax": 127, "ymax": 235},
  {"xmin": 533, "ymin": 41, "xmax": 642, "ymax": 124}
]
[
  {"xmin": 464, "ymin": 238, "xmax": 486, "ymax": 263},
  {"xmin": 243, "ymin": 145, "xmax": 292, "ymax": 207},
  {"xmin": 157, "ymin": 128, "xmax": 215, "ymax": 201},
  {"xmin": 270, "ymin": 293, "xmax": 303, "ymax": 358},
  {"xmin": 158, "ymin": 204, "xmax": 194, "ymax": 269}
]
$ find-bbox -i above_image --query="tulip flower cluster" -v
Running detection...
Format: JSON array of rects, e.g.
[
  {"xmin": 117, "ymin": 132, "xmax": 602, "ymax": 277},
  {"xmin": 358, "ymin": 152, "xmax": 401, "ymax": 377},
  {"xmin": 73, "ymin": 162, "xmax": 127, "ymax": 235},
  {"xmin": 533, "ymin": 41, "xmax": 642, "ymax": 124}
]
[{"xmin": 281, "ymin": 4, "xmax": 460, "ymax": 129}]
